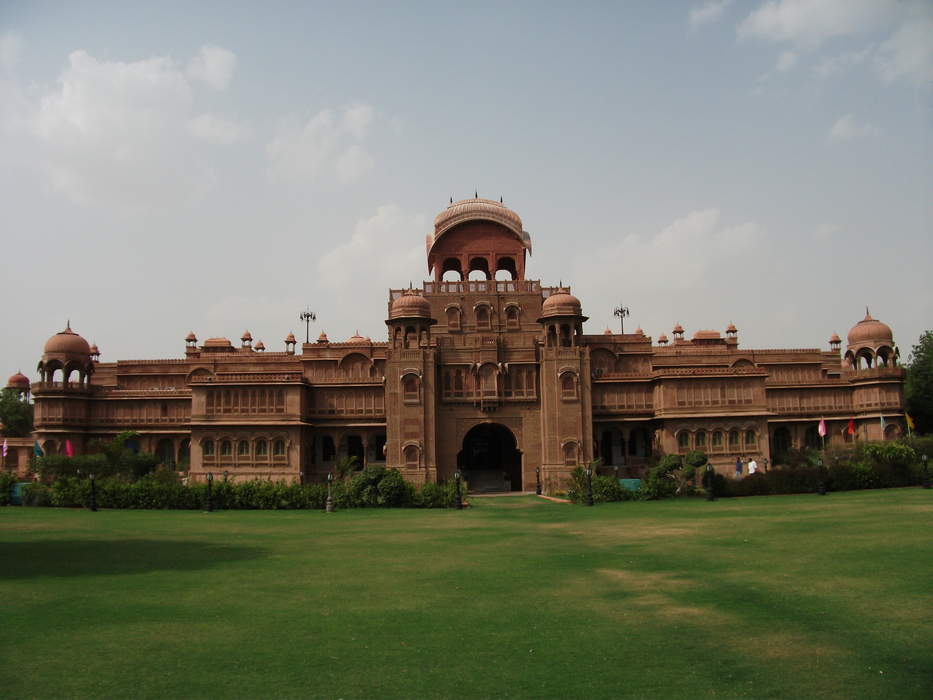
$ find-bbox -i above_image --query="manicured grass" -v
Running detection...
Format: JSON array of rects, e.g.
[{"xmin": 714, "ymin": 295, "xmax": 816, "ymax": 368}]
[{"xmin": 1, "ymin": 490, "xmax": 931, "ymax": 700}]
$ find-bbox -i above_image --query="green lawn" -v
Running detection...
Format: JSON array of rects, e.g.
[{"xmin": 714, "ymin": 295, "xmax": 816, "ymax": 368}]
[{"xmin": 1, "ymin": 490, "xmax": 931, "ymax": 700}]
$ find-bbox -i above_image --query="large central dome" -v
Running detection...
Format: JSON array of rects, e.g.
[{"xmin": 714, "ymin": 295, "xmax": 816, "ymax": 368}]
[{"xmin": 432, "ymin": 198, "xmax": 526, "ymax": 243}]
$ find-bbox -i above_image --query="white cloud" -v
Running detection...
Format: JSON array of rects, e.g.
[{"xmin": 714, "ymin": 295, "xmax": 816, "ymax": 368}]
[
  {"xmin": 689, "ymin": 1, "xmax": 733, "ymax": 30},
  {"xmin": 266, "ymin": 104, "xmax": 376, "ymax": 184},
  {"xmin": 828, "ymin": 114, "xmax": 878, "ymax": 142},
  {"xmin": 738, "ymin": 0, "xmax": 897, "ymax": 48},
  {"xmin": 874, "ymin": 15, "xmax": 933, "ymax": 86},
  {"xmin": 316, "ymin": 204, "xmax": 426, "ymax": 339},
  {"xmin": 187, "ymin": 113, "xmax": 249, "ymax": 145},
  {"xmin": 776, "ymin": 50, "xmax": 798, "ymax": 71},
  {"xmin": 186, "ymin": 45, "xmax": 236, "ymax": 90},
  {"xmin": 8, "ymin": 46, "xmax": 245, "ymax": 207},
  {"xmin": 813, "ymin": 46, "xmax": 874, "ymax": 77},
  {"xmin": 581, "ymin": 209, "xmax": 763, "ymax": 295},
  {"xmin": 0, "ymin": 31, "xmax": 23, "ymax": 73}
]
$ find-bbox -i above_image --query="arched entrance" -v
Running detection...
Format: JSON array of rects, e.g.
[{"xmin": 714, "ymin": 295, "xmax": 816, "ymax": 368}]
[{"xmin": 458, "ymin": 423, "xmax": 522, "ymax": 492}]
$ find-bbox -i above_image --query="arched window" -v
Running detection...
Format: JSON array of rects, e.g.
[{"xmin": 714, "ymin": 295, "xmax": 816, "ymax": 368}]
[
  {"xmin": 220, "ymin": 440, "xmax": 232, "ymax": 456},
  {"xmin": 563, "ymin": 442, "xmax": 577, "ymax": 466},
  {"xmin": 695, "ymin": 431, "xmax": 706, "ymax": 448},
  {"xmin": 404, "ymin": 444, "xmax": 419, "ymax": 467},
  {"xmin": 238, "ymin": 440, "xmax": 250, "ymax": 456},
  {"xmin": 403, "ymin": 375, "xmax": 419, "ymax": 402},
  {"xmin": 505, "ymin": 306, "xmax": 520, "ymax": 330},
  {"xmin": 273, "ymin": 439, "xmax": 286, "ymax": 456},
  {"xmin": 745, "ymin": 430, "xmax": 757, "ymax": 448},
  {"xmin": 203, "ymin": 439, "xmax": 214, "ymax": 456},
  {"xmin": 712, "ymin": 431, "xmax": 723, "ymax": 450},
  {"xmin": 561, "ymin": 373, "xmax": 577, "ymax": 400},
  {"xmin": 476, "ymin": 306, "xmax": 490, "ymax": 330},
  {"xmin": 677, "ymin": 432, "xmax": 690, "ymax": 452},
  {"xmin": 321, "ymin": 436, "xmax": 335, "ymax": 461},
  {"xmin": 446, "ymin": 307, "xmax": 461, "ymax": 330},
  {"xmin": 728, "ymin": 430, "xmax": 740, "ymax": 449},
  {"xmin": 255, "ymin": 439, "xmax": 268, "ymax": 456}
]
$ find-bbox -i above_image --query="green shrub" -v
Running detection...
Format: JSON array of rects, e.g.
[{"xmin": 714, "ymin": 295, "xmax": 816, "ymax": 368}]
[
  {"xmin": 22, "ymin": 483, "xmax": 52, "ymax": 507},
  {"xmin": 0, "ymin": 471, "xmax": 19, "ymax": 506},
  {"xmin": 566, "ymin": 467, "xmax": 628, "ymax": 503}
]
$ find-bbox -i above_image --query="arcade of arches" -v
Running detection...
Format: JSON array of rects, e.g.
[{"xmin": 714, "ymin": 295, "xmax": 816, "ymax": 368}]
[{"xmin": 16, "ymin": 198, "xmax": 906, "ymax": 492}]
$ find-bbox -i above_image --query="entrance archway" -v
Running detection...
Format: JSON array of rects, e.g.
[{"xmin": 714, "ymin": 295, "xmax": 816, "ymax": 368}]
[{"xmin": 458, "ymin": 423, "xmax": 522, "ymax": 492}]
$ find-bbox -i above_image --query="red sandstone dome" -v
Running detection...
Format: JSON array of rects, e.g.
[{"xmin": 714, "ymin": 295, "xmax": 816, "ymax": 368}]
[
  {"xmin": 658, "ymin": 333, "xmax": 669, "ymax": 344},
  {"xmin": 726, "ymin": 323, "xmax": 737, "ymax": 333},
  {"xmin": 317, "ymin": 331, "xmax": 329, "ymax": 343},
  {"xmin": 6, "ymin": 371, "xmax": 29, "ymax": 389},
  {"xmin": 433, "ymin": 198, "xmax": 526, "ymax": 244},
  {"xmin": 285, "ymin": 332, "xmax": 296, "ymax": 343},
  {"xmin": 345, "ymin": 331, "xmax": 370, "ymax": 344},
  {"xmin": 540, "ymin": 288, "xmax": 583, "ymax": 318},
  {"xmin": 254, "ymin": 341, "xmax": 265, "ymax": 351},
  {"xmin": 241, "ymin": 330, "xmax": 252, "ymax": 341},
  {"xmin": 43, "ymin": 323, "xmax": 91, "ymax": 356},
  {"xmin": 847, "ymin": 310, "xmax": 893, "ymax": 345},
  {"xmin": 634, "ymin": 327, "xmax": 644, "ymax": 336},
  {"xmin": 672, "ymin": 323, "xmax": 684, "ymax": 334},
  {"xmin": 390, "ymin": 290, "xmax": 432, "ymax": 320},
  {"xmin": 603, "ymin": 328, "xmax": 613, "ymax": 335},
  {"xmin": 830, "ymin": 333, "xmax": 841, "ymax": 344}
]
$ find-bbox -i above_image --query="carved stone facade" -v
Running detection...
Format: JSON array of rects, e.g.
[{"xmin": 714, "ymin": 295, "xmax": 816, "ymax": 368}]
[{"xmin": 17, "ymin": 198, "xmax": 906, "ymax": 490}]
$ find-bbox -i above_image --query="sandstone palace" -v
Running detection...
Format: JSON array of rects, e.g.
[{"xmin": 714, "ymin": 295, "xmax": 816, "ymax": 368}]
[{"xmin": 10, "ymin": 198, "xmax": 906, "ymax": 491}]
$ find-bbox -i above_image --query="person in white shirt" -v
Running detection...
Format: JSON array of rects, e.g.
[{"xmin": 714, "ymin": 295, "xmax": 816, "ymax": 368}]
[{"xmin": 748, "ymin": 458, "xmax": 758, "ymax": 474}]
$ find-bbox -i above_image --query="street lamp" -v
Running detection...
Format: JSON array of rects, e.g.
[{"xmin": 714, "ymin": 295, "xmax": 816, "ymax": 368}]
[
  {"xmin": 299, "ymin": 307, "xmax": 317, "ymax": 344},
  {"xmin": 326, "ymin": 472, "xmax": 335, "ymax": 512},
  {"xmin": 613, "ymin": 304, "xmax": 630, "ymax": 334},
  {"xmin": 535, "ymin": 467, "xmax": 541, "ymax": 495},
  {"xmin": 922, "ymin": 454, "xmax": 930, "ymax": 489},
  {"xmin": 705, "ymin": 464, "xmax": 715, "ymax": 501},
  {"xmin": 223, "ymin": 470, "xmax": 229, "ymax": 482},
  {"xmin": 206, "ymin": 472, "xmax": 214, "ymax": 512},
  {"xmin": 763, "ymin": 458, "xmax": 769, "ymax": 473},
  {"xmin": 584, "ymin": 464, "xmax": 594, "ymax": 507},
  {"xmin": 89, "ymin": 473, "xmax": 97, "ymax": 512},
  {"xmin": 817, "ymin": 458, "xmax": 826, "ymax": 496},
  {"xmin": 454, "ymin": 470, "xmax": 463, "ymax": 510}
]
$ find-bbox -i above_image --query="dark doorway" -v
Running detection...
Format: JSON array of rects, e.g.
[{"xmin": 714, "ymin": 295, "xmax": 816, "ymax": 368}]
[
  {"xmin": 458, "ymin": 423, "xmax": 522, "ymax": 492},
  {"xmin": 347, "ymin": 435, "xmax": 365, "ymax": 466},
  {"xmin": 773, "ymin": 427, "xmax": 791, "ymax": 463}
]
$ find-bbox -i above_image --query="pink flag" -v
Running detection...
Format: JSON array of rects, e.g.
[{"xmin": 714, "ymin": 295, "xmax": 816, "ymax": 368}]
[
  {"xmin": 65, "ymin": 439, "xmax": 74, "ymax": 457},
  {"xmin": 2, "ymin": 439, "xmax": 7, "ymax": 457},
  {"xmin": 818, "ymin": 419, "xmax": 827, "ymax": 438}
]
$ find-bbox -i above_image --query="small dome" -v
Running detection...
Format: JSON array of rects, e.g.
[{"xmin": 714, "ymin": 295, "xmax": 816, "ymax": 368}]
[
  {"xmin": 285, "ymin": 332, "xmax": 296, "ymax": 343},
  {"xmin": 830, "ymin": 333, "xmax": 841, "ymax": 344},
  {"xmin": 541, "ymin": 288, "xmax": 583, "ymax": 318},
  {"xmin": 43, "ymin": 323, "xmax": 91, "ymax": 356},
  {"xmin": 847, "ymin": 310, "xmax": 893, "ymax": 346},
  {"xmin": 726, "ymin": 323, "xmax": 737, "ymax": 333},
  {"xmin": 204, "ymin": 337, "xmax": 232, "ymax": 348},
  {"xmin": 672, "ymin": 323, "xmax": 684, "ymax": 334},
  {"xmin": 603, "ymin": 327, "xmax": 613, "ymax": 335},
  {"xmin": 89, "ymin": 343, "xmax": 100, "ymax": 356},
  {"xmin": 345, "ymin": 331, "xmax": 369, "ymax": 344},
  {"xmin": 658, "ymin": 333, "xmax": 669, "ymax": 344},
  {"xmin": 255, "ymin": 341, "xmax": 265, "ymax": 351},
  {"xmin": 390, "ymin": 290, "xmax": 432, "ymax": 320},
  {"xmin": 241, "ymin": 330, "xmax": 252, "ymax": 341},
  {"xmin": 317, "ymin": 331, "xmax": 329, "ymax": 343},
  {"xmin": 634, "ymin": 327, "xmax": 644, "ymax": 336},
  {"xmin": 6, "ymin": 371, "xmax": 29, "ymax": 389},
  {"xmin": 186, "ymin": 331, "xmax": 197, "ymax": 342}
]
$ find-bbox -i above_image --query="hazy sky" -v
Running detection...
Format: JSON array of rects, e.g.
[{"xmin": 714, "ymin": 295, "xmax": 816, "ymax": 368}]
[{"xmin": 1, "ymin": 0, "xmax": 931, "ymax": 379}]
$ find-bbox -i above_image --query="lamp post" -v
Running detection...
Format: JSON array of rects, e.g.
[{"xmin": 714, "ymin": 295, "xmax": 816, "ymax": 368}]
[
  {"xmin": 223, "ymin": 470, "xmax": 229, "ymax": 483},
  {"xmin": 613, "ymin": 304, "xmax": 630, "ymax": 334},
  {"xmin": 922, "ymin": 454, "xmax": 930, "ymax": 489},
  {"xmin": 206, "ymin": 472, "xmax": 214, "ymax": 512},
  {"xmin": 763, "ymin": 458, "xmax": 769, "ymax": 473},
  {"xmin": 817, "ymin": 458, "xmax": 826, "ymax": 496},
  {"xmin": 705, "ymin": 464, "xmax": 715, "ymax": 501},
  {"xmin": 89, "ymin": 473, "xmax": 97, "ymax": 512},
  {"xmin": 454, "ymin": 470, "xmax": 463, "ymax": 510},
  {"xmin": 535, "ymin": 467, "xmax": 541, "ymax": 495},
  {"xmin": 584, "ymin": 464, "xmax": 594, "ymax": 506},
  {"xmin": 299, "ymin": 307, "xmax": 317, "ymax": 344},
  {"xmin": 326, "ymin": 472, "xmax": 335, "ymax": 512}
]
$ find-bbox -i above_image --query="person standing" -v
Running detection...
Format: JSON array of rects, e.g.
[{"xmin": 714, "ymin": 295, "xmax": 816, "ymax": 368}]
[
  {"xmin": 735, "ymin": 456, "xmax": 742, "ymax": 478},
  {"xmin": 748, "ymin": 457, "xmax": 758, "ymax": 475}
]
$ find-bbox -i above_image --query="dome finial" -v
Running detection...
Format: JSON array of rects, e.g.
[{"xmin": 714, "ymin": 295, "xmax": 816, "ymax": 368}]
[
  {"xmin": 865, "ymin": 306, "xmax": 871, "ymax": 319},
  {"xmin": 500, "ymin": 195, "xmax": 503, "ymax": 203},
  {"xmin": 474, "ymin": 189, "xmax": 478, "ymax": 199},
  {"xmin": 449, "ymin": 195, "xmax": 453, "ymax": 204}
]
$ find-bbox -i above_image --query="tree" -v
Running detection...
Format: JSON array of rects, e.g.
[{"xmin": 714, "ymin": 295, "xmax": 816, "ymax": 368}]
[
  {"xmin": 906, "ymin": 330, "xmax": 933, "ymax": 434},
  {"xmin": 0, "ymin": 388, "xmax": 33, "ymax": 437}
]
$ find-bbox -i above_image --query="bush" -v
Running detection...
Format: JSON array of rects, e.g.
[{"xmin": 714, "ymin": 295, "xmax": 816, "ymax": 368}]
[
  {"xmin": 0, "ymin": 471, "xmax": 19, "ymax": 506},
  {"xmin": 566, "ymin": 467, "xmax": 629, "ymax": 503},
  {"xmin": 22, "ymin": 483, "xmax": 52, "ymax": 507}
]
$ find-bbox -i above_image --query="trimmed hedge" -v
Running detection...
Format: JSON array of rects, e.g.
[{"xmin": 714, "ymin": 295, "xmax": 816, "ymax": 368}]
[{"xmin": 15, "ymin": 466, "xmax": 467, "ymax": 510}]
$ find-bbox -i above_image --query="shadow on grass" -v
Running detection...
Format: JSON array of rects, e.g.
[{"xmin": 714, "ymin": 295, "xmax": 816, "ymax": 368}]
[{"xmin": 0, "ymin": 539, "xmax": 265, "ymax": 579}]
